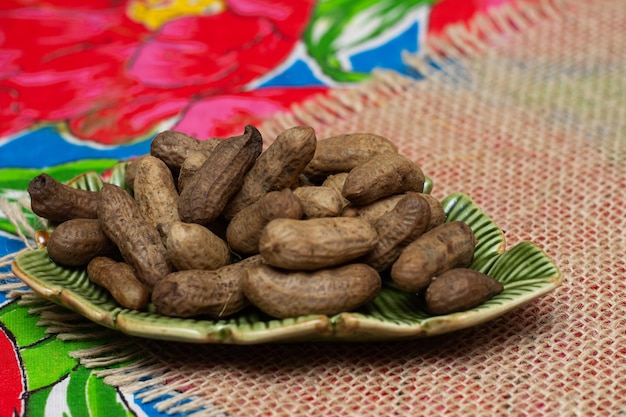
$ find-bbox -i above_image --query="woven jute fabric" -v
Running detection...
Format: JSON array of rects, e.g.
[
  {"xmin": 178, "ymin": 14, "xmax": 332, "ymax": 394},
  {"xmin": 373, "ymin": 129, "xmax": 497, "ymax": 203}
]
[{"xmin": 4, "ymin": 0, "xmax": 626, "ymax": 415}]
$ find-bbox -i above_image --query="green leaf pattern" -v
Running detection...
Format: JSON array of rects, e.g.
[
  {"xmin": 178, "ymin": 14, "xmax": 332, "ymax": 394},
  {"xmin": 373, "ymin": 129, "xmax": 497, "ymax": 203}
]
[{"xmin": 304, "ymin": 0, "xmax": 436, "ymax": 81}]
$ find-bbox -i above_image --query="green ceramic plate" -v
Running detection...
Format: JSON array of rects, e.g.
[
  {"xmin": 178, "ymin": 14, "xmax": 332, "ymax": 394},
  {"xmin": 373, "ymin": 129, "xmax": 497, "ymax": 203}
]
[{"xmin": 12, "ymin": 164, "xmax": 562, "ymax": 344}]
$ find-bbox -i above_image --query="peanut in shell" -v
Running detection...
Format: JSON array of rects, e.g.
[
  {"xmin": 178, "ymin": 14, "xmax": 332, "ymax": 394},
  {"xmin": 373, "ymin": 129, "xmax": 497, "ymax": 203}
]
[
  {"xmin": 362, "ymin": 193, "xmax": 432, "ymax": 272},
  {"xmin": 124, "ymin": 155, "xmax": 150, "ymax": 190},
  {"xmin": 177, "ymin": 152, "xmax": 208, "ymax": 192},
  {"xmin": 304, "ymin": 132, "xmax": 398, "ymax": 181},
  {"xmin": 133, "ymin": 155, "xmax": 180, "ymax": 229},
  {"xmin": 28, "ymin": 173, "xmax": 99, "ymax": 223},
  {"xmin": 98, "ymin": 183, "xmax": 173, "ymax": 288},
  {"xmin": 162, "ymin": 221, "xmax": 230, "ymax": 271},
  {"xmin": 222, "ymin": 125, "xmax": 317, "ymax": 219},
  {"xmin": 258, "ymin": 217, "xmax": 378, "ymax": 270},
  {"xmin": 87, "ymin": 256, "xmax": 150, "ymax": 310},
  {"xmin": 150, "ymin": 130, "xmax": 220, "ymax": 175},
  {"xmin": 390, "ymin": 221, "xmax": 477, "ymax": 293},
  {"xmin": 419, "ymin": 193, "xmax": 446, "ymax": 230},
  {"xmin": 425, "ymin": 268, "xmax": 504, "ymax": 315},
  {"xmin": 178, "ymin": 125, "xmax": 263, "ymax": 225},
  {"xmin": 293, "ymin": 185, "xmax": 344, "ymax": 218},
  {"xmin": 341, "ymin": 193, "xmax": 406, "ymax": 222},
  {"xmin": 46, "ymin": 218, "xmax": 118, "ymax": 267},
  {"xmin": 342, "ymin": 153, "xmax": 425, "ymax": 206},
  {"xmin": 152, "ymin": 255, "xmax": 263, "ymax": 318},
  {"xmin": 242, "ymin": 263, "xmax": 382, "ymax": 319},
  {"xmin": 226, "ymin": 189, "xmax": 303, "ymax": 255}
]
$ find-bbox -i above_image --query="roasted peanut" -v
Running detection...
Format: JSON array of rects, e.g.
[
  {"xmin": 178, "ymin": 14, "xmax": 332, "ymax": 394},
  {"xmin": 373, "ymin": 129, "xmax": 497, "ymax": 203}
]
[
  {"xmin": 98, "ymin": 184, "xmax": 173, "ymax": 287},
  {"xmin": 321, "ymin": 172, "xmax": 348, "ymax": 192},
  {"xmin": 87, "ymin": 256, "xmax": 150, "ymax": 310},
  {"xmin": 341, "ymin": 193, "xmax": 405, "ymax": 222},
  {"xmin": 28, "ymin": 173, "xmax": 99, "ymax": 223},
  {"xmin": 304, "ymin": 132, "xmax": 398, "ymax": 181},
  {"xmin": 419, "ymin": 193, "xmax": 446, "ymax": 230},
  {"xmin": 425, "ymin": 268, "xmax": 504, "ymax": 315},
  {"xmin": 152, "ymin": 255, "xmax": 262, "ymax": 318},
  {"xmin": 124, "ymin": 155, "xmax": 150, "ymax": 190},
  {"xmin": 321, "ymin": 172, "xmax": 350, "ymax": 207},
  {"xmin": 362, "ymin": 193, "xmax": 431, "ymax": 272},
  {"xmin": 390, "ymin": 221, "xmax": 477, "ymax": 293},
  {"xmin": 161, "ymin": 221, "xmax": 230, "ymax": 271},
  {"xmin": 226, "ymin": 189, "xmax": 303, "ymax": 255},
  {"xmin": 342, "ymin": 153, "xmax": 425, "ymax": 206},
  {"xmin": 46, "ymin": 218, "xmax": 118, "ymax": 266},
  {"xmin": 293, "ymin": 186, "xmax": 344, "ymax": 218},
  {"xmin": 133, "ymin": 155, "xmax": 180, "ymax": 229},
  {"xmin": 177, "ymin": 152, "xmax": 208, "ymax": 192},
  {"xmin": 223, "ymin": 126, "xmax": 316, "ymax": 219},
  {"xmin": 178, "ymin": 125, "xmax": 263, "ymax": 225},
  {"xmin": 242, "ymin": 263, "xmax": 381, "ymax": 319},
  {"xmin": 258, "ymin": 217, "xmax": 378, "ymax": 270},
  {"xmin": 150, "ymin": 130, "xmax": 221, "ymax": 175}
]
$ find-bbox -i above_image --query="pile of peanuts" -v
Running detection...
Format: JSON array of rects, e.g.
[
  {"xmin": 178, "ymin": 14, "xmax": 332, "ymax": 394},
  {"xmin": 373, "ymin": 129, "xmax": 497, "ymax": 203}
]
[{"xmin": 27, "ymin": 125, "xmax": 503, "ymax": 319}]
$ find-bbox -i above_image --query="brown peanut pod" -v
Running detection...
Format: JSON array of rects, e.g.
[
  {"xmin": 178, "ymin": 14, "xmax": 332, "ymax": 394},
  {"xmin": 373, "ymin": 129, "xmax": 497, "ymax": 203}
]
[
  {"xmin": 98, "ymin": 184, "xmax": 173, "ymax": 288},
  {"xmin": 133, "ymin": 155, "xmax": 180, "ymax": 229},
  {"xmin": 321, "ymin": 173, "xmax": 350, "ymax": 209},
  {"xmin": 340, "ymin": 193, "xmax": 405, "ymax": 222},
  {"xmin": 293, "ymin": 186, "xmax": 344, "ymax": 218},
  {"xmin": 150, "ymin": 130, "xmax": 220, "ymax": 175},
  {"xmin": 152, "ymin": 255, "xmax": 263, "ymax": 318},
  {"xmin": 390, "ymin": 221, "xmax": 477, "ymax": 293},
  {"xmin": 177, "ymin": 152, "xmax": 208, "ymax": 192},
  {"xmin": 222, "ymin": 125, "xmax": 316, "ymax": 219},
  {"xmin": 87, "ymin": 257, "xmax": 150, "ymax": 310},
  {"xmin": 124, "ymin": 155, "xmax": 150, "ymax": 190},
  {"xmin": 362, "ymin": 193, "xmax": 432, "ymax": 272},
  {"xmin": 226, "ymin": 189, "xmax": 303, "ymax": 255},
  {"xmin": 27, "ymin": 173, "xmax": 99, "ymax": 223},
  {"xmin": 303, "ymin": 132, "xmax": 398, "ymax": 181},
  {"xmin": 258, "ymin": 217, "xmax": 378, "ymax": 270},
  {"xmin": 162, "ymin": 221, "xmax": 230, "ymax": 271},
  {"xmin": 425, "ymin": 268, "xmax": 504, "ymax": 315},
  {"xmin": 321, "ymin": 172, "xmax": 349, "ymax": 193},
  {"xmin": 242, "ymin": 263, "xmax": 381, "ymax": 319},
  {"xmin": 419, "ymin": 193, "xmax": 446, "ymax": 230},
  {"xmin": 46, "ymin": 219, "xmax": 118, "ymax": 267},
  {"xmin": 342, "ymin": 154, "xmax": 425, "ymax": 206},
  {"xmin": 178, "ymin": 125, "xmax": 263, "ymax": 225}
]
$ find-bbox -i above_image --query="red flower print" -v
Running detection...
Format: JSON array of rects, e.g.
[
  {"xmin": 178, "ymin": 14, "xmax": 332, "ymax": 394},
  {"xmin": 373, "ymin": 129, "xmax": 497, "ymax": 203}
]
[
  {"xmin": 0, "ymin": 324, "xmax": 25, "ymax": 417},
  {"xmin": 1, "ymin": 0, "xmax": 315, "ymax": 144}
]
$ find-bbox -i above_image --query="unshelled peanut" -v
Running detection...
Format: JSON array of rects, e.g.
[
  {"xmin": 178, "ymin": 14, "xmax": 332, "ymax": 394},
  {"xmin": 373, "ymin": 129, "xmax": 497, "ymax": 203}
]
[
  {"xmin": 242, "ymin": 263, "xmax": 381, "ymax": 318},
  {"xmin": 258, "ymin": 217, "xmax": 378, "ymax": 270}
]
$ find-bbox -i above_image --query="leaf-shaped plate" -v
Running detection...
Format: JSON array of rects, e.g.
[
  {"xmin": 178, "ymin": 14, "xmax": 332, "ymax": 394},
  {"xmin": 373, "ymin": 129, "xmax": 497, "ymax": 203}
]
[{"xmin": 11, "ymin": 165, "xmax": 562, "ymax": 343}]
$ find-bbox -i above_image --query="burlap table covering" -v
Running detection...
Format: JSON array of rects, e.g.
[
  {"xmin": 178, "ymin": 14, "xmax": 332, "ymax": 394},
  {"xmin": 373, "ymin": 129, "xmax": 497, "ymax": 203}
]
[{"xmin": 4, "ymin": 0, "xmax": 626, "ymax": 415}]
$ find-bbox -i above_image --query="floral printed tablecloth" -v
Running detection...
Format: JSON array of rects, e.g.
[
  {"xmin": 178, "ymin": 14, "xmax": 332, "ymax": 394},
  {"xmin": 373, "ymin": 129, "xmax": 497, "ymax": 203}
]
[{"xmin": 1, "ymin": 1, "xmax": 519, "ymax": 415}]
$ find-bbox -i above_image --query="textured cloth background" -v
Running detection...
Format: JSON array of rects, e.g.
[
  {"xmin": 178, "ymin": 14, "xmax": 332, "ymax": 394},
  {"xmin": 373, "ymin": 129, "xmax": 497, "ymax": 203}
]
[
  {"xmin": 7, "ymin": 0, "xmax": 626, "ymax": 416},
  {"xmin": 224, "ymin": 0, "xmax": 626, "ymax": 415}
]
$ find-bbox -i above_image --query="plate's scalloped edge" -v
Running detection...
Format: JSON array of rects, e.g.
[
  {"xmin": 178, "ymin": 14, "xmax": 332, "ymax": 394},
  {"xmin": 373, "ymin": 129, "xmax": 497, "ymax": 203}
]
[
  {"xmin": 115, "ymin": 311, "xmax": 333, "ymax": 344},
  {"xmin": 11, "ymin": 254, "xmax": 63, "ymax": 300},
  {"xmin": 11, "ymin": 243, "xmax": 562, "ymax": 344}
]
